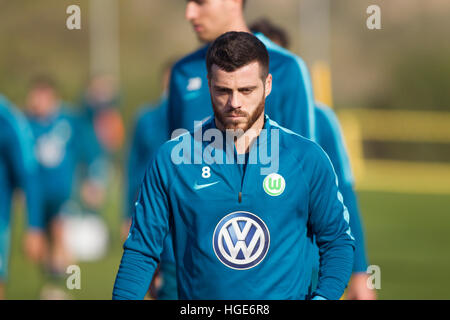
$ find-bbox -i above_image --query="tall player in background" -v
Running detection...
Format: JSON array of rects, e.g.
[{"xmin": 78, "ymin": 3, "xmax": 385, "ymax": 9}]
[
  {"xmin": 78, "ymin": 75, "xmax": 125, "ymax": 216},
  {"xmin": 0, "ymin": 95, "xmax": 46, "ymax": 299},
  {"xmin": 250, "ymin": 18, "xmax": 375, "ymax": 299}
]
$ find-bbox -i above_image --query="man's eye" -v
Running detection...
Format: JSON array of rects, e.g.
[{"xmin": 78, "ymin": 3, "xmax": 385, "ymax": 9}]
[
  {"xmin": 240, "ymin": 88, "xmax": 252, "ymax": 94},
  {"xmin": 216, "ymin": 88, "xmax": 229, "ymax": 94},
  {"xmin": 190, "ymin": 0, "xmax": 205, "ymax": 5}
]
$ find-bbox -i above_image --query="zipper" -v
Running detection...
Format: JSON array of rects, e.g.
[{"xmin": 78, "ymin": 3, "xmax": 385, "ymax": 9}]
[
  {"xmin": 237, "ymin": 151, "xmax": 249, "ymax": 204},
  {"xmin": 234, "ymin": 127, "xmax": 262, "ymax": 204},
  {"xmin": 234, "ymin": 118, "xmax": 268, "ymax": 204}
]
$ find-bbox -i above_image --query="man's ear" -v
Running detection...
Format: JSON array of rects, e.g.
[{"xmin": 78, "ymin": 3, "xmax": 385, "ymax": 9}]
[{"xmin": 264, "ymin": 73, "xmax": 272, "ymax": 98}]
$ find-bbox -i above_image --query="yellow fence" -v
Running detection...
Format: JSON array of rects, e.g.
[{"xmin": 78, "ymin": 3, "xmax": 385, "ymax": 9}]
[{"xmin": 338, "ymin": 109, "xmax": 450, "ymax": 195}]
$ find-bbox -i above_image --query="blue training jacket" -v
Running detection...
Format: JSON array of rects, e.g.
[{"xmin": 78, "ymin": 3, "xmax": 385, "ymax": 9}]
[
  {"xmin": 131, "ymin": 103, "xmax": 369, "ymax": 276},
  {"xmin": 0, "ymin": 95, "xmax": 43, "ymax": 229},
  {"xmin": 113, "ymin": 115, "xmax": 355, "ymax": 300},
  {"xmin": 27, "ymin": 106, "xmax": 79, "ymax": 218}
]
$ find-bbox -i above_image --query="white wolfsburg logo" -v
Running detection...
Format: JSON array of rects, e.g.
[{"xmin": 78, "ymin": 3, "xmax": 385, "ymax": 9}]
[{"xmin": 213, "ymin": 211, "xmax": 270, "ymax": 270}]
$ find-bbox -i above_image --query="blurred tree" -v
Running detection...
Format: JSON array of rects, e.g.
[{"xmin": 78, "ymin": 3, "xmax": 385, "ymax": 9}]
[{"xmin": 390, "ymin": 52, "xmax": 450, "ymax": 111}]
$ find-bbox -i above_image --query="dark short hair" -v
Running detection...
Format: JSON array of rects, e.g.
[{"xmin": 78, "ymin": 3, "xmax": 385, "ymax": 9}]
[
  {"xmin": 206, "ymin": 31, "xmax": 269, "ymax": 80},
  {"xmin": 250, "ymin": 17, "xmax": 290, "ymax": 49},
  {"xmin": 29, "ymin": 75, "xmax": 57, "ymax": 91}
]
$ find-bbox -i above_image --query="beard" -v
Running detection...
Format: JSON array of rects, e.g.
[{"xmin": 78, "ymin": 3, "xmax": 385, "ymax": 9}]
[{"xmin": 212, "ymin": 93, "xmax": 265, "ymax": 133}]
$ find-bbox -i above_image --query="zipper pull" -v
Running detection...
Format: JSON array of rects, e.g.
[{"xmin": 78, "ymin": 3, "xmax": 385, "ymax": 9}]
[{"xmin": 238, "ymin": 191, "xmax": 242, "ymax": 203}]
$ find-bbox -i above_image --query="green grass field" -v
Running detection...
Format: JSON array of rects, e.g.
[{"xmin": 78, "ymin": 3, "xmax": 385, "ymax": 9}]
[
  {"xmin": 358, "ymin": 191, "xmax": 450, "ymax": 299},
  {"xmin": 5, "ymin": 188, "xmax": 450, "ymax": 300}
]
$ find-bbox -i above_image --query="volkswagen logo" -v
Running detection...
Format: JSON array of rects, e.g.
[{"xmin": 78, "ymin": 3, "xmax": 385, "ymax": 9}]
[{"xmin": 213, "ymin": 211, "xmax": 270, "ymax": 270}]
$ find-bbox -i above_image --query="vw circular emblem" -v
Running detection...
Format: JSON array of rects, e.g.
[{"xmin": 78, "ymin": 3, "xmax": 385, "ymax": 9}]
[
  {"xmin": 263, "ymin": 173, "xmax": 286, "ymax": 196},
  {"xmin": 213, "ymin": 211, "xmax": 270, "ymax": 270}
]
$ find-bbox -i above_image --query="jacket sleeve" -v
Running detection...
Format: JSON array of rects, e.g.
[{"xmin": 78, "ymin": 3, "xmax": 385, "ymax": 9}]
[
  {"xmin": 305, "ymin": 143, "xmax": 355, "ymax": 300},
  {"xmin": 113, "ymin": 149, "xmax": 171, "ymax": 300},
  {"xmin": 125, "ymin": 115, "xmax": 144, "ymax": 220}
]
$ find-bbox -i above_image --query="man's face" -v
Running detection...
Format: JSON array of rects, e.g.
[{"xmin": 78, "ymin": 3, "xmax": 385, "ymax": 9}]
[
  {"xmin": 185, "ymin": 0, "xmax": 234, "ymax": 43},
  {"xmin": 87, "ymin": 75, "xmax": 118, "ymax": 106},
  {"xmin": 27, "ymin": 87, "xmax": 58, "ymax": 117},
  {"xmin": 209, "ymin": 61, "xmax": 272, "ymax": 132}
]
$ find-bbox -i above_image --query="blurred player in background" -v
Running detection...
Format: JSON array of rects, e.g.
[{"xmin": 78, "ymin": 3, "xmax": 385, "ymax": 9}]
[
  {"xmin": 314, "ymin": 103, "xmax": 375, "ymax": 299},
  {"xmin": 250, "ymin": 17, "xmax": 290, "ymax": 49},
  {"xmin": 25, "ymin": 77, "xmax": 78, "ymax": 289},
  {"xmin": 0, "ymin": 95, "xmax": 46, "ymax": 299},
  {"xmin": 124, "ymin": 60, "xmax": 176, "ymax": 299},
  {"xmin": 251, "ymin": 18, "xmax": 375, "ymax": 300},
  {"xmin": 77, "ymin": 74, "xmax": 124, "ymax": 214}
]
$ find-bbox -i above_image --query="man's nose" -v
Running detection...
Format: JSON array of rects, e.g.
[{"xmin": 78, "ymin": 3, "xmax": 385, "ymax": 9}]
[
  {"xmin": 228, "ymin": 92, "xmax": 242, "ymax": 109},
  {"xmin": 185, "ymin": 2, "xmax": 198, "ymax": 21}
]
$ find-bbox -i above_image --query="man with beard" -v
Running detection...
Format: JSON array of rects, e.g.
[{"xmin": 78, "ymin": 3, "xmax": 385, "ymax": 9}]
[
  {"xmin": 153, "ymin": 0, "xmax": 315, "ymax": 299},
  {"xmin": 113, "ymin": 32, "xmax": 354, "ymax": 300}
]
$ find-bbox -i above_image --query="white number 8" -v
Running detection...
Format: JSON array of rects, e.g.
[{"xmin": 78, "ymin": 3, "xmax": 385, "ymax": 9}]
[{"xmin": 202, "ymin": 166, "xmax": 211, "ymax": 178}]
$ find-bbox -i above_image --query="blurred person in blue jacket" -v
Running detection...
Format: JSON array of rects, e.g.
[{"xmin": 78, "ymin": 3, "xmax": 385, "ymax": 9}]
[
  {"xmin": 25, "ymin": 76, "xmax": 79, "ymax": 276},
  {"xmin": 0, "ymin": 94, "xmax": 47, "ymax": 299},
  {"xmin": 77, "ymin": 74, "xmax": 125, "ymax": 214}
]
